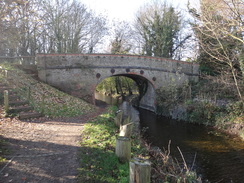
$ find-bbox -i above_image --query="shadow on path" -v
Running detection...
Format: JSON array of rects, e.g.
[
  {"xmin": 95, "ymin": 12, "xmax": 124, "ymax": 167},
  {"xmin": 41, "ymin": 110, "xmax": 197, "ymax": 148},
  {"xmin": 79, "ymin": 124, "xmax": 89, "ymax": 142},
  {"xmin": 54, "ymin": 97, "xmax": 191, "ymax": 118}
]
[{"xmin": 0, "ymin": 107, "xmax": 106, "ymax": 183}]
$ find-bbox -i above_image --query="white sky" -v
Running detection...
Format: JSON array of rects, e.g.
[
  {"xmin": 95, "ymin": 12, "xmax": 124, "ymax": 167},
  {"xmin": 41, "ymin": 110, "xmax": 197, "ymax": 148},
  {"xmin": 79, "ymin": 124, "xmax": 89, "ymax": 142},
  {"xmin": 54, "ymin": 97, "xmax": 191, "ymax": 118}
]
[
  {"xmin": 80, "ymin": 0, "xmax": 199, "ymax": 22},
  {"xmin": 79, "ymin": 0, "xmax": 199, "ymax": 57}
]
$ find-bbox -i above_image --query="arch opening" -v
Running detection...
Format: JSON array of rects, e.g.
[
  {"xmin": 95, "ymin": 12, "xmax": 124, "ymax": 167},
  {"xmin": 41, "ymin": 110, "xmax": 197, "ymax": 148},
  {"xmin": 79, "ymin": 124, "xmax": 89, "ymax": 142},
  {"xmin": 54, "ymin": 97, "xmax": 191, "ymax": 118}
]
[{"xmin": 94, "ymin": 74, "xmax": 156, "ymax": 112}]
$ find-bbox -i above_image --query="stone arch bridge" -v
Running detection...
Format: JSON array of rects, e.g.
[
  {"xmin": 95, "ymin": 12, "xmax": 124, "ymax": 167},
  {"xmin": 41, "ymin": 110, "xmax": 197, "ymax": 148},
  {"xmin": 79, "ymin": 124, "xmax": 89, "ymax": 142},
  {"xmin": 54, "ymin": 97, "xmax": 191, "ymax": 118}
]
[{"xmin": 37, "ymin": 54, "xmax": 199, "ymax": 112}]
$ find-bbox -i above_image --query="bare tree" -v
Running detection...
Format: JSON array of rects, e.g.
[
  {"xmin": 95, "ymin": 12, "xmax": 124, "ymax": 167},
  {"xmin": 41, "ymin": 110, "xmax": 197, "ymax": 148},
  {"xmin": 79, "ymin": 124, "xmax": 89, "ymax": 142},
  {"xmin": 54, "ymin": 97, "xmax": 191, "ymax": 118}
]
[
  {"xmin": 87, "ymin": 15, "xmax": 108, "ymax": 53},
  {"xmin": 0, "ymin": 0, "xmax": 39, "ymax": 56},
  {"xmin": 189, "ymin": 0, "xmax": 244, "ymax": 100},
  {"xmin": 39, "ymin": 0, "xmax": 108, "ymax": 54},
  {"xmin": 0, "ymin": 0, "xmax": 108, "ymax": 56},
  {"xmin": 109, "ymin": 21, "xmax": 133, "ymax": 54}
]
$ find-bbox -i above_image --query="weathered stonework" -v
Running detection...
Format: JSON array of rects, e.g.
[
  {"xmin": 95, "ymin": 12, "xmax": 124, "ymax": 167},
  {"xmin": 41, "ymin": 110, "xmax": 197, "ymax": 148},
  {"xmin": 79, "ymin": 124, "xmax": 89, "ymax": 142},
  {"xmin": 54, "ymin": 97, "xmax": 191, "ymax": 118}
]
[{"xmin": 37, "ymin": 54, "xmax": 199, "ymax": 112}]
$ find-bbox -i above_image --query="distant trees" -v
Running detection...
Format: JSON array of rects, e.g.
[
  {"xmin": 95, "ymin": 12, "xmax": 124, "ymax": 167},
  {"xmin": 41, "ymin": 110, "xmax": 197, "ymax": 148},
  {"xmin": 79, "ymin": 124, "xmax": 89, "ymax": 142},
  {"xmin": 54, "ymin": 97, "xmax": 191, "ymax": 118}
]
[
  {"xmin": 108, "ymin": 1, "xmax": 190, "ymax": 59},
  {"xmin": 1, "ymin": 0, "xmax": 191, "ymax": 59},
  {"xmin": 0, "ymin": 0, "xmax": 40, "ymax": 56},
  {"xmin": 189, "ymin": 0, "xmax": 244, "ymax": 100},
  {"xmin": 134, "ymin": 1, "xmax": 190, "ymax": 58},
  {"xmin": 96, "ymin": 76, "xmax": 137, "ymax": 98},
  {"xmin": 0, "ymin": 0, "xmax": 108, "ymax": 56},
  {"xmin": 40, "ymin": 0, "xmax": 107, "ymax": 54}
]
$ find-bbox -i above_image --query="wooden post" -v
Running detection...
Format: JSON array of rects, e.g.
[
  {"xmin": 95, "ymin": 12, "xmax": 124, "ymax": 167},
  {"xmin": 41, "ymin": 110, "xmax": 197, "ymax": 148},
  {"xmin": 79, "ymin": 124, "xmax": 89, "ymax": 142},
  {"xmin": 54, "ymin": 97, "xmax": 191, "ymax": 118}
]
[
  {"xmin": 115, "ymin": 136, "xmax": 131, "ymax": 163},
  {"xmin": 115, "ymin": 110, "xmax": 123, "ymax": 127},
  {"xmin": 119, "ymin": 123, "xmax": 133, "ymax": 137},
  {"xmin": 130, "ymin": 158, "xmax": 151, "ymax": 183},
  {"xmin": 4, "ymin": 90, "xmax": 9, "ymax": 113}
]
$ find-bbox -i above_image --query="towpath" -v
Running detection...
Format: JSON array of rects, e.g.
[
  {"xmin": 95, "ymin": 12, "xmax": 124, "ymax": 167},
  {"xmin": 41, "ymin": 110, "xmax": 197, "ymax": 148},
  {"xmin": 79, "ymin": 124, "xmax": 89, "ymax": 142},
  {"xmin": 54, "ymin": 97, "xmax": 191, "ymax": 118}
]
[{"xmin": 0, "ymin": 108, "xmax": 105, "ymax": 183}]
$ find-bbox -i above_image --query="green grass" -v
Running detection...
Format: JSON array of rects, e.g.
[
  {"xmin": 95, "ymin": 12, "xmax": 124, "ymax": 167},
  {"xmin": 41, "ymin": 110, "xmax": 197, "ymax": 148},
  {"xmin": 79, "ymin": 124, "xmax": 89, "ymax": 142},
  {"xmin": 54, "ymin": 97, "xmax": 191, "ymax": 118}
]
[
  {"xmin": 78, "ymin": 106, "xmax": 201, "ymax": 183},
  {"xmin": 79, "ymin": 106, "xmax": 145, "ymax": 183},
  {"xmin": 79, "ymin": 106, "xmax": 128, "ymax": 182}
]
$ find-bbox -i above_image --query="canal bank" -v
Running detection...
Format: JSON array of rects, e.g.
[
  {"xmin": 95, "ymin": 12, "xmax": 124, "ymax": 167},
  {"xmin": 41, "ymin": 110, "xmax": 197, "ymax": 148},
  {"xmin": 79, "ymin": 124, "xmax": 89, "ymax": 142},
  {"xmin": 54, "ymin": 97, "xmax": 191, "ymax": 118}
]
[
  {"xmin": 156, "ymin": 99, "xmax": 244, "ymax": 141},
  {"xmin": 95, "ymin": 93, "xmax": 244, "ymax": 182}
]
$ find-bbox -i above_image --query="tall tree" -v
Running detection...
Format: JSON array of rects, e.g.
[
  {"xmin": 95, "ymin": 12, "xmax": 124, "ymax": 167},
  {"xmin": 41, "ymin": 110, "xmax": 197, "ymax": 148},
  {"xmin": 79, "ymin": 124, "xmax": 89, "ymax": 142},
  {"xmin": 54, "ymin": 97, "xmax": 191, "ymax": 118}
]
[
  {"xmin": 189, "ymin": 0, "xmax": 244, "ymax": 100},
  {"xmin": 0, "ymin": 0, "xmax": 108, "ymax": 56},
  {"xmin": 0, "ymin": 0, "xmax": 17, "ymax": 56},
  {"xmin": 40, "ymin": 0, "xmax": 107, "ymax": 54},
  {"xmin": 134, "ymin": 1, "xmax": 189, "ymax": 58},
  {"xmin": 0, "ymin": 0, "xmax": 40, "ymax": 56},
  {"xmin": 87, "ymin": 15, "xmax": 108, "ymax": 53}
]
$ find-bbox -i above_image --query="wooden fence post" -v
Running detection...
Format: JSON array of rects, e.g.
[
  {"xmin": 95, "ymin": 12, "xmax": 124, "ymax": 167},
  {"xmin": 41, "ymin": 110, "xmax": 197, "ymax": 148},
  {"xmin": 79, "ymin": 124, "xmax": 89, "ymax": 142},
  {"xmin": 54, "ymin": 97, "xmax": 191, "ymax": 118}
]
[
  {"xmin": 115, "ymin": 110, "xmax": 123, "ymax": 127},
  {"xmin": 115, "ymin": 136, "xmax": 131, "ymax": 163},
  {"xmin": 119, "ymin": 123, "xmax": 133, "ymax": 137},
  {"xmin": 130, "ymin": 158, "xmax": 151, "ymax": 183},
  {"xmin": 4, "ymin": 90, "xmax": 9, "ymax": 113}
]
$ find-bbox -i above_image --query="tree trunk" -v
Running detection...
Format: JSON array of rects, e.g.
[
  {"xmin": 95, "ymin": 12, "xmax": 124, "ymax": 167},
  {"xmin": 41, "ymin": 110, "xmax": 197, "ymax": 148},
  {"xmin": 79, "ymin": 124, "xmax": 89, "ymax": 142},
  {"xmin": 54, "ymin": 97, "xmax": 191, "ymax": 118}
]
[
  {"xmin": 115, "ymin": 136, "xmax": 131, "ymax": 163},
  {"xmin": 230, "ymin": 63, "xmax": 243, "ymax": 100},
  {"xmin": 130, "ymin": 158, "xmax": 151, "ymax": 183},
  {"xmin": 125, "ymin": 78, "xmax": 133, "ymax": 95}
]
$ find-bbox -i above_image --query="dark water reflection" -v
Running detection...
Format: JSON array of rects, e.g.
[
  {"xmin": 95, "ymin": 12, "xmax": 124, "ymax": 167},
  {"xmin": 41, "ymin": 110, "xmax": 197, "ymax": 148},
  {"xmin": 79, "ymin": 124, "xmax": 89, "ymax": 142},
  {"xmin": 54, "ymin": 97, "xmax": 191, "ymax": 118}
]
[
  {"xmin": 95, "ymin": 93, "xmax": 244, "ymax": 183},
  {"xmin": 139, "ymin": 109, "xmax": 244, "ymax": 183}
]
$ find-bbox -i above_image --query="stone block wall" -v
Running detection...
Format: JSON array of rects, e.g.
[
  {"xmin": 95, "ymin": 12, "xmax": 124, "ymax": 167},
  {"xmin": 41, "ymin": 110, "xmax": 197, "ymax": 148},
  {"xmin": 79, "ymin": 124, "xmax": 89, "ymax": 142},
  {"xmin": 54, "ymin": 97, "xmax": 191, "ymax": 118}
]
[{"xmin": 37, "ymin": 54, "xmax": 199, "ymax": 111}]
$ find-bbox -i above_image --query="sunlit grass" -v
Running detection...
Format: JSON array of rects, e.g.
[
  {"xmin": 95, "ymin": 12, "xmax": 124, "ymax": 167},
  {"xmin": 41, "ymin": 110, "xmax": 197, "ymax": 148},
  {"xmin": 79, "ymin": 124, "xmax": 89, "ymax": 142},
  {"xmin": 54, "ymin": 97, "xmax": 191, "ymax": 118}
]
[{"xmin": 79, "ymin": 106, "xmax": 130, "ymax": 182}]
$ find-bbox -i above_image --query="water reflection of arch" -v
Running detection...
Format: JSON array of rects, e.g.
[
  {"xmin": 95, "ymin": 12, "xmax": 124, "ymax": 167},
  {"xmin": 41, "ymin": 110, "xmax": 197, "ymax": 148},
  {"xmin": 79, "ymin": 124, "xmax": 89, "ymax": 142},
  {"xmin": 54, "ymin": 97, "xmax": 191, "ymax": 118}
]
[{"xmin": 95, "ymin": 73, "xmax": 156, "ymax": 112}]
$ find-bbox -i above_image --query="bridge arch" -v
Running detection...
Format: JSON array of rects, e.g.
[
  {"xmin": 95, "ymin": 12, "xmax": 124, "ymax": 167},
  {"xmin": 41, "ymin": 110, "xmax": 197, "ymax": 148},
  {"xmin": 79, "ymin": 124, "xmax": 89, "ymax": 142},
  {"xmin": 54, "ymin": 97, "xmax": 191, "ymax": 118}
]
[
  {"xmin": 94, "ymin": 73, "xmax": 156, "ymax": 112},
  {"xmin": 37, "ymin": 54, "xmax": 199, "ymax": 113}
]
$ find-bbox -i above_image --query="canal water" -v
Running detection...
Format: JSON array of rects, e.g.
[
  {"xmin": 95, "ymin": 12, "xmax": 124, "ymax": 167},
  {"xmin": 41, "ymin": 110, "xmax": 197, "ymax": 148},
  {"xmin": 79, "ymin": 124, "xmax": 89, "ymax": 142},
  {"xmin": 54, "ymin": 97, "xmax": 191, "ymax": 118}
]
[
  {"xmin": 95, "ymin": 93, "xmax": 244, "ymax": 183},
  {"xmin": 139, "ymin": 109, "xmax": 244, "ymax": 183},
  {"xmin": 95, "ymin": 92, "xmax": 122, "ymax": 106}
]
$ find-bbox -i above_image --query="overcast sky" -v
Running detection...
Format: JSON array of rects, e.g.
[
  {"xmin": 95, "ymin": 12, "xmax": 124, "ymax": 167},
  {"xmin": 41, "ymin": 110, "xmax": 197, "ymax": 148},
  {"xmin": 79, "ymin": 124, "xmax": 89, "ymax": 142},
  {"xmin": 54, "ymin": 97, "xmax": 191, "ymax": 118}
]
[{"xmin": 80, "ymin": 0, "xmax": 199, "ymax": 22}]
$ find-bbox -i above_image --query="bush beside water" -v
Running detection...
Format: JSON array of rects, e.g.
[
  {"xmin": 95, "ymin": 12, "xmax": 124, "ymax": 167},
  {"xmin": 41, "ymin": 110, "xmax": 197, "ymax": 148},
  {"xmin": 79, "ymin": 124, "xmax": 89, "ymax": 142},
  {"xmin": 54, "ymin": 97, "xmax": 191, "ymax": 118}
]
[{"xmin": 155, "ymin": 78, "xmax": 244, "ymax": 140}]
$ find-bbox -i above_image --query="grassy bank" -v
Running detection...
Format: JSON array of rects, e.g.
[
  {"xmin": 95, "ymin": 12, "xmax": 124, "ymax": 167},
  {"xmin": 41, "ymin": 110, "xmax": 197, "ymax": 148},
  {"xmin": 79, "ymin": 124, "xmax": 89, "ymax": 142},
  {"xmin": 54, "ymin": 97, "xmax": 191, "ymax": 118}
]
[
  {"xmin": 0, "ymin": 62, "xmax": 95, "ymax": 118},
  {"xmin": 79, "ymin": 106, "xmax": 201, "ymax": 183},
  {"xmin": 187, "ymin": 100, "xmax": 244, "ymax": 139},
  {"xmin": 79, "ymin": 106, "xmax": 131, "ymax": 182},
  {"xmin": 155, "ymin": 78, "xmax": 244, "ymax": 140}
]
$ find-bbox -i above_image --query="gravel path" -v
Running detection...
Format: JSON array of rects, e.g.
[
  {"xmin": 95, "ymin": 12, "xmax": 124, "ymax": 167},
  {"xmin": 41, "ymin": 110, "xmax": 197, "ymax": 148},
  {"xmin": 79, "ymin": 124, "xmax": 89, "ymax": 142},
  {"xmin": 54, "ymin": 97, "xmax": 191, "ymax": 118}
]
[{"xmin": 0, "ymin": 108, "xmax": 105, "ymax": 183}]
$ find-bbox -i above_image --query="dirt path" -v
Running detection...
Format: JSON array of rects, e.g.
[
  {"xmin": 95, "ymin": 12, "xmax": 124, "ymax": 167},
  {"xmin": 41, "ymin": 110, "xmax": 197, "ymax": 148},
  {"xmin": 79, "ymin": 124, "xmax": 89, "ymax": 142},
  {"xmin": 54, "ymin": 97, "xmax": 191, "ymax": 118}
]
[{"xmin": 0, "ymin": 108, "xmax": 106, "ymax": 183}]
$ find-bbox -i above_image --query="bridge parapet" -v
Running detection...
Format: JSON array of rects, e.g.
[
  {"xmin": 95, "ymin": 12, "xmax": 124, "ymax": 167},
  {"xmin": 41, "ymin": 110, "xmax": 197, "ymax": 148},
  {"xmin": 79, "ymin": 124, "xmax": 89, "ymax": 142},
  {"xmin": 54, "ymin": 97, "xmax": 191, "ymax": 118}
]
[
  {"xmin": 37, "ymin": 54, "xmax": 198, "ymax": 76},
  {"xmin": 37, "ymin": 54, "xmax": 199, "ymax": 112}
]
